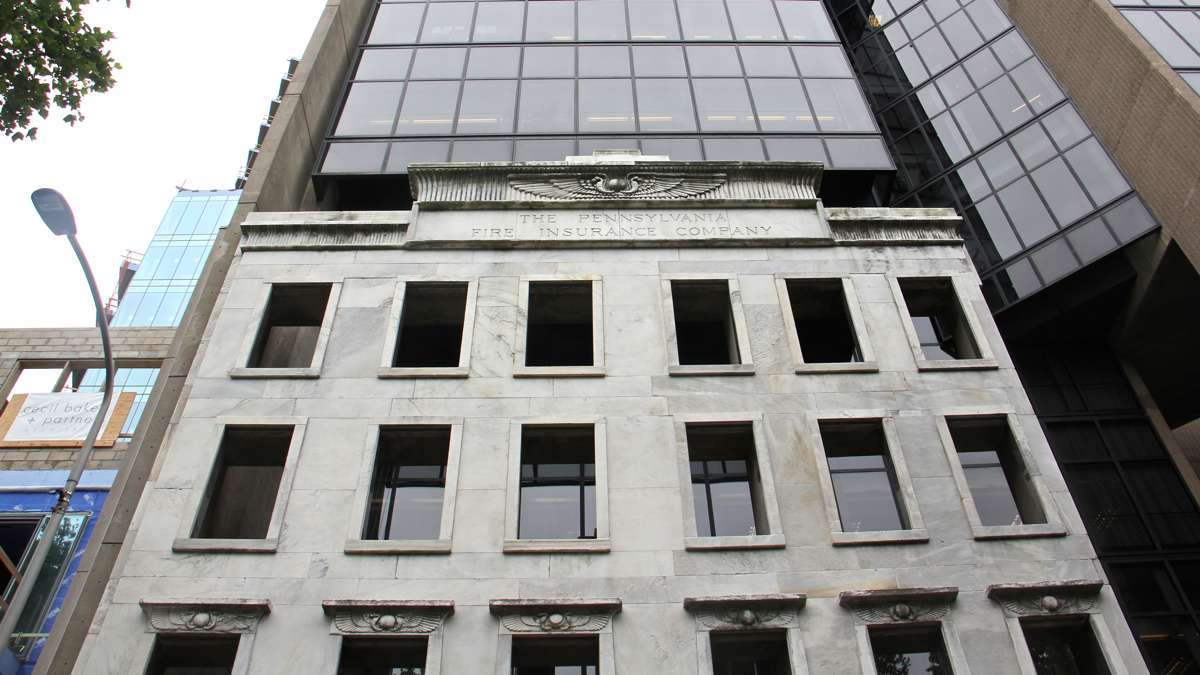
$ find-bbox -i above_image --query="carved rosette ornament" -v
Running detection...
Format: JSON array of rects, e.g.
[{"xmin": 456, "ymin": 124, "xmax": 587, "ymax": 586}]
[
  {"xmin": 838, "ymin": 587, "xmax": 958, "ymax": 625},
  {"xmin": 490, "ymin": 599, "xmax": 621, "ymax": 634},
  {"xmin": 323, "ymin": 600, "xmax": 454, "ymax": 635},
  {"xmin": 986, "ymin": 580, "xmax": 1104, "ymax": 618},
  {"xmin": 508, "ymin": 173, "xmax": 726, "ymax": 201},
  {"xmin": 683, "ymin": 594, "xmax": 807, "ymax": 631},
  {"xmin": 140, "ymin": 599, "xmax": 270, "ymax": 634}
]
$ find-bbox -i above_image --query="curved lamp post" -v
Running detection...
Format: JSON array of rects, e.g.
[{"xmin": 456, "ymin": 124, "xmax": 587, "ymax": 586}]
[{"xmin": 0, "ymin": 190, "xmax": 116, "ymax": 654}]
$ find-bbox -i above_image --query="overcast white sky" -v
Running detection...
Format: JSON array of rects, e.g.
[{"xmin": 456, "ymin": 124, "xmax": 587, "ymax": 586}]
[{"xmin": 0, "ymin": 0, "xmax": 327, "ymax": 328}]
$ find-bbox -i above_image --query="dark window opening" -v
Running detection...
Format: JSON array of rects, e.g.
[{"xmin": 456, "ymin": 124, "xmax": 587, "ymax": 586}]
[
  {"xmin": 337, "ymin": 636, "xmax": 428, "ymax": 675},
  {"xmin": 1022, "ymin": 618, "xmax": 1113, "ymax": 675},
  {"xmin": 948, "ymin": 417, "xmax": 1046, "ymax": 526},
  {"xmin": 525, "ymin": 281, "xmax": 594, "ymax": 367},
  {"xmin": 519, "ymin": 425, "xmax": 596, "ymax": 540},
  {"xmin": 785, "ymin": 278, "xmax": 862, "ymax": 363},
  {"xmin": 394, "ymin": 282, "xmax": 469, "ymax": 367},
  {"xmin": 248, "ymin": 283, "xmax": 332, "ymax": 368},
  {"xmin": 195, "ymin": 426, "xmax": 292, "ymax": 539},
  {"xmin": 365, "ymin": 426, "xmax": 450, "ymax": 541},
  {"xmin": 145, "ymin": 634, "xmax": 240, "ymax": 675},
  {"xmin": 687, "ymin": 423, "xmax": 767, "ymax": 538},
  {"xmin": 898, "ymin": 278, "xmax": 981, "ymax": 361},
  {"xmin": 671, "ymin": 280, "xmax": 740, "ymax": 365},
  {"xmin": 0, "ymin": 520, "xmax": 39, "ymax": 596},
  {"xmin": 512, "ymin": 636, "xmax": 599, "ymax": 675},
  {"xmin": 820, "ymin": 420, "xmax": 909, "ymax": 532},
  {"xmin": 710, "ymin": 630, "xmax": 790, "ymax": 675},
  {"xmin": 870, "ymin": 624, "xmax": 952, "ymax": 675}
]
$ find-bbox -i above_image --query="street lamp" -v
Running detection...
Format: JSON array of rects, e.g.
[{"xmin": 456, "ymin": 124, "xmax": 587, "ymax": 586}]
[{"xmin": 0, "ymin": 190, "xmax": 117, "ymax": 656}]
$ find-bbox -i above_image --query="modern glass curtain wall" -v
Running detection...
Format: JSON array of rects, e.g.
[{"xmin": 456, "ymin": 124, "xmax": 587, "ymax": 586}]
[
  {"xmin": 824, "ymin": 0, "xmax": 1159, "ymax": 311},
  {"xmin": 319, "ymin": 0, "xmax": 896, "ymax": 174},
  {"xmin": 1111, "ymin": 0, "xmax": 1200, "ymax": 94}
]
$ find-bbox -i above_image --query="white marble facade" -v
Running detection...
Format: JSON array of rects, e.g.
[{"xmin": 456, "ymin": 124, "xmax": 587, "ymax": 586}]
[{"xmin": 75, "ymin": 159, "xmax": 1148, "ymax": 674}]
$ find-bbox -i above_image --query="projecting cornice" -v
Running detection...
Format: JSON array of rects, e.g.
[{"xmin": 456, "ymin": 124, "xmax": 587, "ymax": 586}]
[{"xmin": 408, "ymin": 160, "xmax": 823, "ymax": 209}]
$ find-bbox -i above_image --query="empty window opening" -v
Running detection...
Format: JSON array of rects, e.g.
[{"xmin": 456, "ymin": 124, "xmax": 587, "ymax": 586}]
[
  {"xmin": 511, "ymin": 636, "xmax": 599, "ymax": 675},
  {"xmin": 898, "ymin": 278, "xmax": 980, "ymax": 361},
  {"xmin": 948, "ymin": 417, "xmax": 1047, "ymax": 527},
  {"xmin": 145, "ymin": 634, "xmax": 240, "ymax": 675},
  {"xmin": 518, "ymin": 425, "xmax": 596, "ymax": 540},
  {"xmin": 0, "ymin": 514, "xmax": 87, "ymax": 641},
  {"xmin": 525, "ymin": 281, "xmax": 594, "ymax": 367},
  {"xmin": 671, "ymin": 281, "xmax": 741, "ymax": 365},
  {"xmin": 710, "ymin": 630, "xmax": 790, "ymax": 675},
  {"xmin": 248, "ymin": 283, "xmax": 332, "ymax": 368},
  {"xmin": 394, "ymin": 282, "xmax": 469, "ymax": 367},
  {"xmin": 869, "ymin": 625, "xmax": 952, "ymax": 675},
  {"xmin": 365, "ymin": 426, "xmax": 450, "ymax": 541},
  {"xmin": 195, "ymin": 426, "xmax": 293, "ymax": 539},
  {"xmin": 0, "ymin": 518, "xmax": 39, "ymax": 609},
  {"xmin": 1021, "ymin": 618, "xmax": 1112, "ymax": 675},
  {"xmin": 820, "ymin": 421, "xmax": 909, "ymax": 532},
  {"xmin": 786, "ymin": 279, "xmax": 862, "ymax": 363},
  {"xmin": 687, "ymin": 424, "xmax": 767, "ymax": 537},
  {"xmin": 337, "ymin": 636, "xmax": 428, "ymax": 675}
]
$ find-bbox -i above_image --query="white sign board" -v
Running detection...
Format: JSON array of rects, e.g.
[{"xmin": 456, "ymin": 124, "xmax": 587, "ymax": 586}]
[{"xmin": 0, "ymin": 392, "xmax": 132, "ymax": 447}]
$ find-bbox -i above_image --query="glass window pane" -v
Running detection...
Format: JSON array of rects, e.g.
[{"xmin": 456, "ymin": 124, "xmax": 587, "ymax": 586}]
[
  {"xmin": 632, "ymin": 45, "xmax": 687, "ymax": 76},
  {"xmin": 999, "ymin": 177, "xmax": 1057, "ymax": 246},
  {"xmin": 369, "ymin": 4, "xmax": 424, "ymax": 44},
  {"xmin": 765, "ymin": 137, "xmax": 827, "ymax": 163},
  {"xmin": 1011, "ymin": 124, "xmax": 1056, "ymax": 169},
  {"xmin": 680, "ymin": 1, "xmax": 733, "ymax": 40},
  {"xmin": 693, "ymin": 484, "xmax": 713, "ymax": 537},
  {"xmin": 709, "ymin": 480, "xmax": 758, "ymax": 536},
  {"xmin": 728, "ymin": 0, "xmax": 784, "ymax": 40},
  {"xmin": 579, "ymin": 79, "xmax": 636, "ymax": 132},
  {"xmin": 635, "ymin": 79, "xmax": 698, "ymax": 131},
  {"xmin": 951, "ymin": 93, "xmax": 1001, "ymax": 150},
  {"xmin": 964, "ymin": 465, "xmax": 1022, "ymax": 526},
  {"xmin": 694, "ymin": 79, "xmax": 757, "ymax": 131},
  {"xmin": 322, "ymin": 141, "xmax": 388, "ymax": 171},
  {"xmin": 1032, "ymin": 158, "xmax": 1092, "ymax": 225},
  {"xmin": 1124, "ymin": 10, "xmax": 1200, "ymax": 67},
  {"xmin": 335, "ymin": 82, "xmax": 403, "ymax": 136},
  {"xmin": 466, "ymin": 46, "xmax": 520, "ymax": 77},
  {"xmin": 1103, "ymin": 197, "xmax": 1157, "ymax": 243},
  {"xmin": 383, "ymin": 487, "xmax": 444, "ymax": 539},
  {"xmin": 1030, "ymin": 238, "xmax": 1079, "ymax": 284},
  {"xmin": 914, "ymin": 29, "xmax": 956, "ymax": 74},
  {"xmin": 979, "ymin": 142, "xmax": 1021, "ymax": 189},
  {"xmin": 776, "ymin": 0, "xmax": 838, "ymax": 41},
  {"xmin": 410, "ymin": 48, "xmax": 467, "ymax": 79},
  {"xmin": 981, "ymin": 76, "xmax": 1033, "ymax": 131},
  {"xmin": 520, "ymin": 485, "xmax": 582, "ymax": 539},
  {"xmin": 1067, "ymin": 216, "xmax": 1118, "ymax": 263},
  {"xmin": 1066, "ymin": 139, "xmax": 1130, "ymax": 206},
  {"xmin": 831, "ymin": 471, "xmax": 905, "ymax": 531},
  {"xmin": 686, "ymin": 45, "xmax": 742, "ymax": 76},
  {"xmin": 420, "ymin": 2, "xmax": 474, "ymax": 43},
  {"xmin": 579, "ymin": 0, "xmax": 629, "ymax": 40},
  {"xmin": 703, "ymin": 138, "xmax": 765, "ymax": 160},
  {"xmin": 963, "ymin": 49, "xmax": 1003, "ymax": 88},
  {"xmin": 805, "ymin": 79, "xmax": 876, "ymax": 132},
  {"xmin": 395, "ymin": 81, "xmax": 459, "ymax": 135},
  {"xmin": 473, "ymin": 1, "xmax": 524, "ymax": 42},
  {"xmin": 518, "ymin": 80, "xmax": 576, "ymax": 132},
  {"xmin": 458, "ymin": 80, "xmax": 517, "ymax": 133},
  {"xmin": 580, "ymin": 46, "xmax": 631, "ymax": 77},
  {"xmin": 526, "ymin": 1, "xmax": 576, "ymax": 41},
  {"xmin": 355, "ymin": 48, "xmax": 413, "ymax": 80},
  {"xmin": 642, "ymin": 137, "xmax": 703, "ymax": 160},
  {"xmin": 1010, "ymin": 59, "xmax": 1063, "ymax": 113},
  {"xmin": 1043, "ymin": 105, "xmax": 1090, "ymax": 150},
  {"xmin": 629, "ymin": 1, "xmax": 680, "ymax": 40},
  {"xmin": 385, "ymin": 140, "xmax": 450, "ymax": 172},
  {"xmin": 749, "ymin": 79, "xmax": 816, "ymax": 131},
  {"xmin": 578, "ymin": 137, "xmax": 640, "ymax": 155},
  {"xmin": 740, "ymin": 45, "xmax": 797, "ymax": 76},
  {"xmin": 826, "ymin": 137, "xmax": 893, "ymax": 168},
  {"xmin": 974, "ymin": 195, "xmax": 1022, "ymax": 259},
  {"xmin": 523, "ymin": 46, "xmax": 575, "ymax": 77},
  {"xmin": 516, "ymin": 138, "xmax": 576, "ymax": 161},
  {"xmin": 793, "ymin": 45, "xmax": 852, "ymax": 77}
]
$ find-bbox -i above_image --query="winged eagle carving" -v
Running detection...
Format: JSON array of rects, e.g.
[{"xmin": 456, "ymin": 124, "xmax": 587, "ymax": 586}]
[{"xmin": 508, "ymin": 172, "xmax": 725, "ymax": 200}]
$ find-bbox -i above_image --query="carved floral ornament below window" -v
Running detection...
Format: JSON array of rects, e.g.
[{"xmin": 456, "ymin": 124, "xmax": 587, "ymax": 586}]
[
  {"xmin": 489, "ymin": 598, "xmax": 622, "ymax": 634},
  {"xmin": 322, "ymin": 600, "xmax": 455, "ymax": 635},
  {"xmin": 986, "ymin": 579, "xmax": 1103, "ymax": 617},
  {"xmin": 683, "ymin": 593, "xmax": 808, "ymax": 631},
  {"xmin": 140, "ymin": 599, "xmax": 271, "ymax": 634},
  {"xmin": 838, "ymin": 587, "xmax": 958, "ymax": 625},
  {"xmin": 508, "ymin": 172, "xmax": 727, "ymax": 200}
]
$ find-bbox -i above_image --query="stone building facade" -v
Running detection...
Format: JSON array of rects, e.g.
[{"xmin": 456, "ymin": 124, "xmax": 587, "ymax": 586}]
[{"xmin": 74, "ymin": 158, "xmax": 1147, "ymax": 673}]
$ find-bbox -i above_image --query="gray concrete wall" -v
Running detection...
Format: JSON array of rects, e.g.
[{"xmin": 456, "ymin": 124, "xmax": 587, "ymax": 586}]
[{"xmin": 73, "ymin": 211, "xmax": 1146, "ymax": 673}]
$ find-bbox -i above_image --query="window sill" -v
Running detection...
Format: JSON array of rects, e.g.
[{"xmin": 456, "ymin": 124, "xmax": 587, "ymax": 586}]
[
  {"xmin": 172, "ymin": 538, "xmax": 278, "ymax": 554},
  {"xmin": 971, "ymin": 523, "xmax": 1068, "ymax": 540},
  {"xmin": 513, "ymin": 366, "xmax": 606, "ymax": 378},
  {"xmin": 915, "ymin": 359, "xmax": 998, "ymax": 372},
  {"xmin": 668, "ymin": 364, "xmax": 756, "ymax": 377},
  {"xmin": 794, "ymin": 361, "xmax": 879, "ymax": 374},
  {"xmin": 684, "ymin": 534, "xmax": 786, "ymax": 551},
  {"xmin": 229, "ymin": 367, "xmax": 320, "ymax": 379},
  {"xmin": 830, "ymin": 529, "xmax": 929, "ymax": 546},
  {"xmin": 344, "ymin": 539, "xmax": 452, "ymax": 555},
  {"xmin": 503, "ymin": 538, "xmax": 611, "ymax": 554},
  {"xmin": 377, "ymin": 366, "xmax": 468, "ymax": 379}
]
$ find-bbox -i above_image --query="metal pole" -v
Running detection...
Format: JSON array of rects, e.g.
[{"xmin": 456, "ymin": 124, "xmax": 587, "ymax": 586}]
[{"xmin": 0, "ymin": 234, "xmax": 115, "ymax": 661}]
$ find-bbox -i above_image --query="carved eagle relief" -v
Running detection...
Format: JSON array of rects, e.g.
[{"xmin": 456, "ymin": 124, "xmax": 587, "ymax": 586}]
[{"xmin": 508, "ymin": 172, "xmax": 726, "ymax": 200}]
